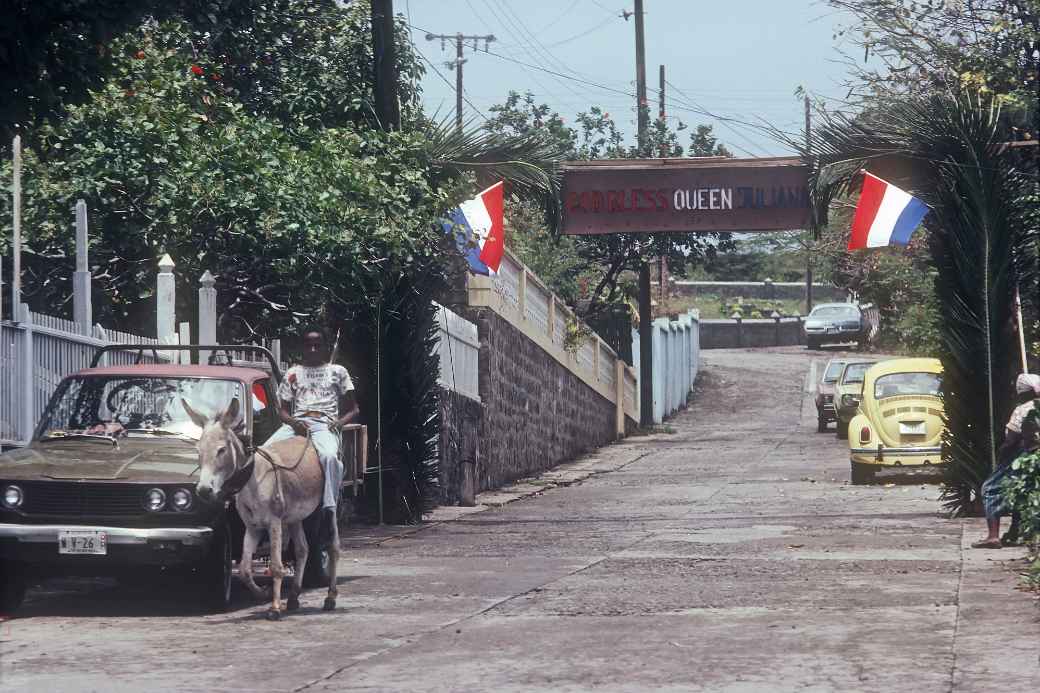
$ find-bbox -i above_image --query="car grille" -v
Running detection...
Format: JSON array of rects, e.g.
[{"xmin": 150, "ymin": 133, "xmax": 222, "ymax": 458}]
[{"xmin": 18, "ymin": 482, "xmax": 145, "ymax": 516}]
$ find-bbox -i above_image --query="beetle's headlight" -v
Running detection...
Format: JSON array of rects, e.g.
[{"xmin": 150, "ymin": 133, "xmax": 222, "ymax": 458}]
[
  {"xmin": 170, "ymin": 488, "xmax": 193, "ymax": 512},
  {"xmin": 2, "ymin": 485, "xmax": 23, "ymax": 509},
  {"xmin": 143, "ymin": 487, "xmax": 166, "ymax": 512}
]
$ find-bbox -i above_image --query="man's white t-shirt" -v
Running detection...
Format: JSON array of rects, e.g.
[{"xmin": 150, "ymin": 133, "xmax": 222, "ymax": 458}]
[{"xmin": 277, "ymin": 364, "xmax": 354, "ymax": 418}]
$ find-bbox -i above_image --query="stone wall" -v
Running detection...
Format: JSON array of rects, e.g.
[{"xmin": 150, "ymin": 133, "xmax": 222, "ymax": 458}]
[
  {"xmin": 671, "ymin": 280, "xmax": 847, "ymax": 303},
  {"xmin": 467, "ymin": 308, "xmax": 619, "ymax": 492},
  {"xmin": 437, "ymin": 387, "xmax": 482, "ymax": 506},
  {"xmin": 700, "ymin": 318, "xmax": 806, "ymax": 349}
]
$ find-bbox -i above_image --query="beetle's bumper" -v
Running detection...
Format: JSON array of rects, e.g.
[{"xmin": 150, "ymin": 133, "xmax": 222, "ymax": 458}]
[
  {"xmin": 0, "ymin": 523, "xmax": 213, "ymax": 572},
  {"xmin": 849, "ymin": 446, "xmax": 943, "ymax": 468}
]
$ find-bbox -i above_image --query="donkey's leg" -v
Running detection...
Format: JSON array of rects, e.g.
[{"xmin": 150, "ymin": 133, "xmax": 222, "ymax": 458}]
[
  {"xmin": 266, "ymin": 520, "xmax": 285, "ymax": 620},
  {"xmin": 323, "ymin": 512, "xmax": 340, "ymax": 611},
  {"xmin": 238, "ymin": 525, "xmax": 268, "ymax": 600},
  {"xmin": 286, "ymin": 522, "xmax": 307, "ymax": 612}
]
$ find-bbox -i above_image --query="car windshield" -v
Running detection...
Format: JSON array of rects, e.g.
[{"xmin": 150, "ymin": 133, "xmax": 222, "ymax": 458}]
[
  {"xmin": 874, "ymin": 372, "xmax": 941, "ymax": 399},
  {"xmin": 823, "ymin": 361, "xmax": 846, "ymax": 382},
  {"xmin": 810, "ymin": 306, "xmax": 858, "ymax": 319},
  {"xmin": 841, "ymin": 363, "xmax": 873, "ymax": 384},
  {"xmin": 37, "ymin": 376, "xmax": 244, "ymax": 442}
]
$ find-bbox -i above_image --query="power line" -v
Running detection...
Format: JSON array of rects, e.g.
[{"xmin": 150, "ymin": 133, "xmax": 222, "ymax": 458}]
[{"xmin": 414, "ymin": 44, "xmax": 488, "ymax": 123}]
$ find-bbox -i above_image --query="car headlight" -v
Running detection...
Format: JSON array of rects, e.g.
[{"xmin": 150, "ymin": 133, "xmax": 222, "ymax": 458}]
[
  {"xmin": 170, "ymin": 488, "xmax": 193, "ymax": 512},
  {"xmin": 143, "ymin": 487, "xmax": 166, "ymax": 512},
  {"xmin": 2, "ymin": 485, "xmax": 23, "ymax": 509}
]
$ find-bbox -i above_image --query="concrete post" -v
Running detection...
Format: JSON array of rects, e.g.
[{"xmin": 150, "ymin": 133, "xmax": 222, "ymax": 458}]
[
  {"xmin": 198, "ymin": 270, "xmax": 216, "ymax": 365},
  {"xmin": 771, "ymin": 311, "xmax": 781, "ymax": 346},
  {"xmin": 157, "ymin": 254, "xmax": 176, "ymax": 339},
  {"xmin": 615, "ymin": 359, "xmax": 625, "ymax": 439},
  {"xmin": 18, "ymin": 303, "xmax": 33, "ymax": 443},
  {"xmin": 73, "ymin": 200, "xmax": 92, "ymax": 336},
  {"xmin": 731, "ymin": 312, "xmax": 743, "ymax": 349}
]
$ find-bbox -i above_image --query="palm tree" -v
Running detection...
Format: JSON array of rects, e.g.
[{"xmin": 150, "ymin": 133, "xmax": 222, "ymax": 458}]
[{"xmin": 797, "ymin": 91, "xmax": 1037, "ymax": 515}]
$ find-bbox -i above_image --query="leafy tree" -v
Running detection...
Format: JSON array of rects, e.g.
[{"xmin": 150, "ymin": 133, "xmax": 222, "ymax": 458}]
[{"xmin": 689, "ymin": 124, "xmax": 733, "ymax": 157}]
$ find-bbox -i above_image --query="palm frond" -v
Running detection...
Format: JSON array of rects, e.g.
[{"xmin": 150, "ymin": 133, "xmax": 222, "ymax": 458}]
[{"xmin": 424, "ymin": 117, "xmax": 565, "ymax": 231}]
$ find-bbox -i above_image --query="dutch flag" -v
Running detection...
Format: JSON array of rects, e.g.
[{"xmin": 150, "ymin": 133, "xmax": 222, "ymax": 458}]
[
  {"xmin": 442, "ymin": 182, "xmax": 505, "ymax": 275},
  {"xmin": 848, "ymin": 172, "xmax": 930, "ymax": 250}
]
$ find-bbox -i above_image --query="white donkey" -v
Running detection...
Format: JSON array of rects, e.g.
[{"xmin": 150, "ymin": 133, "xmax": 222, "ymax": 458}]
[{"xmin": 185, "ymin": 398, "xmax": 340, "ymax": 619}]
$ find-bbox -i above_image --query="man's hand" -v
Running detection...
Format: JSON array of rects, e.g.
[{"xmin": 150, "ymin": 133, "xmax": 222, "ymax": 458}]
[{"xmin": 289, "ymin": 418, "xmax": 309, "ymax": 437}]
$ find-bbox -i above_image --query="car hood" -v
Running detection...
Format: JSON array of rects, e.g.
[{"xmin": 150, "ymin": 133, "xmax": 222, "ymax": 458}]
[{"xmin": 0, "ymin": 439, "xmax": 201, "ymax": 482}]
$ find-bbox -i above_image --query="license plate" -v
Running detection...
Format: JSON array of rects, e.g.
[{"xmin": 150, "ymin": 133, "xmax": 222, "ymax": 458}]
[
  {"xmin": 58, "ymin": 530, "xmax": 107, "ymax": 555},
  {"xmin": 900, "ymin": 421, "xmax": 926, "ymax": 435}
]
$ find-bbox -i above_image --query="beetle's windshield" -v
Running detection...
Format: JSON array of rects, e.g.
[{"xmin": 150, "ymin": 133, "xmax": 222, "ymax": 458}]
[
  {"xmin": 874, "ymin": 372, "xmax": 941, "ymax": 399},
  {"xmin": 841, "ymin": 363, "xmax": 873, "ymax": 384},
  {"xmin": 37, "ymin": 376, "xmax": 244, "ymax": 442},
  {"xmin": 810, "ymin": 306, "xmax": 858, "ymax": 319},
  {"xmin": 823, "ymin": 361, "xmax": 846, "ymax": 382}
]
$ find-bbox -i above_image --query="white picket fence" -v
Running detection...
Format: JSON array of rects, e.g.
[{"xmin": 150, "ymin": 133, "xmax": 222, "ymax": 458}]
[{"xmin": 0, "ymin": 304, "xmax": 169, "ymax": 447}]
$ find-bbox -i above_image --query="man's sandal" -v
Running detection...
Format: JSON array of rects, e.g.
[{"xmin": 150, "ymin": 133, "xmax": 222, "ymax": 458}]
[{"xmin": 970, "ymin": 538, "xmax": 1002, "ymax": 549}]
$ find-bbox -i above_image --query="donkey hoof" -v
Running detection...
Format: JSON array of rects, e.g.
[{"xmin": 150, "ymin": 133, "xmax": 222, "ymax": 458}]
[
  {"xmin": 322, "ymin": 597, "xmax": 336, "ymax": 612},
  {"xmin": 287, "ymin": 595, "xmax": 300, "ymax": 612},
  {"xmin": 265, "ymin": 608, "xmax": 283, "ymax": 621}
]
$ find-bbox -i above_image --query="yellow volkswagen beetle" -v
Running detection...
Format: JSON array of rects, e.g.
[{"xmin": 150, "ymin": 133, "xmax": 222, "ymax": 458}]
[{"xmin": 848, "ymin": 357, "xmax": 945, "ymax": 484}]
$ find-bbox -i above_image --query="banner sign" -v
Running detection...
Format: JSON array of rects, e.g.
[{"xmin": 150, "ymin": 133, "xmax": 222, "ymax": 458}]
[{"xmin": 561, "ymin": 156, "xmax": 811, "ymax": 235}]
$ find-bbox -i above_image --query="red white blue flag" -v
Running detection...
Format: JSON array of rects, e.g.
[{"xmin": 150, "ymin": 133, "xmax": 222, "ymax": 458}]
[
  {"xmin": 848, "ymin": 172, "xmax": 929, "ymax": 250},
  {"xmin": 442, "ymin": 182, "xmax": 505, "ymax": 275}
]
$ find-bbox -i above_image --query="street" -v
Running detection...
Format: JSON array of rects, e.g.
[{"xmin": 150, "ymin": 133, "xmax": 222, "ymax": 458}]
[{"xmin": 2, "ymin": 347, "xmax": 1037, "ymax": 692}]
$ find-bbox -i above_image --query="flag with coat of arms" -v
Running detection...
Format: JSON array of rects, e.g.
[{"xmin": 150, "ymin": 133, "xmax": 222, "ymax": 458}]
[{"xmin": 441, "ymin": 182, "xmax": 505, "ymax": 275}]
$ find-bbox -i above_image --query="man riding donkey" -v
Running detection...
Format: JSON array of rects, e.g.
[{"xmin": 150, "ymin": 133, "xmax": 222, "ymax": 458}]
[
  {"xmin": 266, "ymin": 326, "xmax": 360, "ymax": 545},
  {"xmin": 188, "ymin": 326, "xmax": 358, "ymax": 618}
]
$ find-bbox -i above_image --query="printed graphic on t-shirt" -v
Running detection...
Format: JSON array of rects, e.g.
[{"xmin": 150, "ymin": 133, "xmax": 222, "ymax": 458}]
[{"xmin": 277, "ymin": 364, "xmax": 354, "ymax": 418}]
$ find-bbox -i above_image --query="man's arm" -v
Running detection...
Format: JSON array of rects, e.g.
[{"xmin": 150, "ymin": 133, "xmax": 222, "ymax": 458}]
[
  {"xmin": 337, "ymin": 392, "xmax": 360, "ymax": 428},
  {"xmin": 278, "ymin": 399, "xmax": 308, "ymax": 437}
]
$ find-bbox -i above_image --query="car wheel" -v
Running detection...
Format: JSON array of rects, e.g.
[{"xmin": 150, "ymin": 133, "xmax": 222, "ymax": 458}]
[
  {"xmin": 0, "ymin": 561, "xmax": 27, "ymax": 614},
  {"xmin": 806, "ymin": 338, "xmax": 818, "ymax": 350},
  {"xmin": 836, "ymin": 421, "xmax": 849, "ymax": 440},
  {"xmin": 197, "ymin": 522, "xmax": 233, "ymax": 612},
  {"xmin": 851, "ymin": 462, "xmax": 875, "ymax": 485}
]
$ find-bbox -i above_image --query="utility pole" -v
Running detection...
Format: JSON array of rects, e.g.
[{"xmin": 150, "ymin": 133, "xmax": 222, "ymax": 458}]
[
  {"xmin": 634, "ymin": 0, "xmax": 653, "ymax": 428},
  {"xmin": 804, "ymin": 94, "xmax": 814, "ymax": 315},
  {"xmin": 371, "ymin": 0, "xmax": 400, "ymax": 130},
  {"xmin": 425, "ymin": 32, "xmax": 496, "ymax": 131},
  {"xmin": 657, "ymin": 64, "xmax": 667, "ymax": 305},
  {"xmin": 634, "ymin": 0, "xmax": 649, "ymax": 155}
]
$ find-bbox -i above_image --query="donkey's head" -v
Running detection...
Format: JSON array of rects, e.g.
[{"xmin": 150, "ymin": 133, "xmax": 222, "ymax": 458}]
[{"xmin": 183, "ymin": 398, "xmax": 252, "ymax": 503}]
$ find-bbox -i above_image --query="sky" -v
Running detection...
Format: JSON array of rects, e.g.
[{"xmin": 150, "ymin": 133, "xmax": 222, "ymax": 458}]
[{"xmin": 403, "ymin": 0, "xmax": 861, "ymax": 157}]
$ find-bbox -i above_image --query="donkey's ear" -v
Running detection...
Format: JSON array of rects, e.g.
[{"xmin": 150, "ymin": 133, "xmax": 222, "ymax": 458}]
[
  {"xmin": 220, "ymin": 397, "xmax": 242, "ymax": 429},
  {"xmin": 181, "ymin": 399, "xmax": 209, "ymax": 429}
]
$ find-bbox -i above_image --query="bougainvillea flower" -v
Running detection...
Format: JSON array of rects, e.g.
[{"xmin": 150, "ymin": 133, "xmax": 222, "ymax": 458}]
[{"xmin": 190, "ymin": 65, "xmax": 204, "ymax": 76}]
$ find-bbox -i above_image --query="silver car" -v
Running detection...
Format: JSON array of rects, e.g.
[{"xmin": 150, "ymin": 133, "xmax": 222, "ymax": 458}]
[{"xmin": 804, "ymin": 303, "xmax": 868, "ymax": 350}]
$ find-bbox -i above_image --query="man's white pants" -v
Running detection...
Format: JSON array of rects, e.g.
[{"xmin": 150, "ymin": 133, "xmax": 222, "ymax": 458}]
[{"xmin": 266, "ymin": 417, "xmax": 342, "ymax": 510}]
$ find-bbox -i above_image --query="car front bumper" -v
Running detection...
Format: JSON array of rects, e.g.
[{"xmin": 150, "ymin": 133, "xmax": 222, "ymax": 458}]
[{"xmin": 0, "ymin": 523, "xmax": 213, "ymax": 571}]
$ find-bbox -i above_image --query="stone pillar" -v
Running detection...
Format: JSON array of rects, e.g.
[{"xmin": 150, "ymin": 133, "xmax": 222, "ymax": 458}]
[
  {"xmin": 156, "ymin": 254, "xmax": 176, "ymax": 362},
  {"xmin": 73, "ymin": 200, "xmax": 92, "ymax": 336},
  {"xmin": 198, "ymin": 270, "xmax": 217, "ymax": 365}
]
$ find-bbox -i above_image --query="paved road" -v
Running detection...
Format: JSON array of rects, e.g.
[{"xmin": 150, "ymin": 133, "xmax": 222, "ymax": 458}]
[{"xmin": 2, "ymin": 347, "xmax": 1037, "ymax": 692}]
